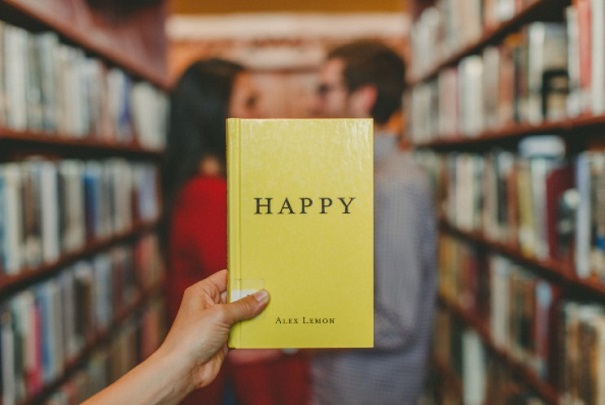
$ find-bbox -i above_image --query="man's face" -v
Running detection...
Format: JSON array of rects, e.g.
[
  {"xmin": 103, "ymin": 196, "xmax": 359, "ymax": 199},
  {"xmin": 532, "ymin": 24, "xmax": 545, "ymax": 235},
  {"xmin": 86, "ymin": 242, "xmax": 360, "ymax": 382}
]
[{"xmin": 314, "ymin": 58, "xmax": 351, "ymax": 118}]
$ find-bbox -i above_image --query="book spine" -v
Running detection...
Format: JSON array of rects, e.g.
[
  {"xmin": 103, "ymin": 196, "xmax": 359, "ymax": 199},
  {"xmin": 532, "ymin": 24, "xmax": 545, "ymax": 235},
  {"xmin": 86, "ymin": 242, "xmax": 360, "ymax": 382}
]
[{"xmin": 226, "ymin": 118, "xmax": 242, "ymax": 348}]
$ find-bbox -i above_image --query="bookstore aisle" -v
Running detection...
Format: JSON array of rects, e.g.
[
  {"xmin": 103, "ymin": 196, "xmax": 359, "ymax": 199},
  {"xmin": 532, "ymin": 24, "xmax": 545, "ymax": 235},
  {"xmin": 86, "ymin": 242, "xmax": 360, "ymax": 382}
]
[
  {"xmin": 409, "ymin": 0, "xmax": 605, "ymax": 404},
  {"xmin": 0, "ymin": 0, "xmax": 169, "ymax": 403}
]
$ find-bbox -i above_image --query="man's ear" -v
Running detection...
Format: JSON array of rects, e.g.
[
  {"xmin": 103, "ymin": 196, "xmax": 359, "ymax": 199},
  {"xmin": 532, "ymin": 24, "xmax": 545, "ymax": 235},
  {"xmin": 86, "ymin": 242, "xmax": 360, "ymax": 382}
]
[{"xmin": 349, "ymin": 85, "xmax": 377, "ymax": 118}]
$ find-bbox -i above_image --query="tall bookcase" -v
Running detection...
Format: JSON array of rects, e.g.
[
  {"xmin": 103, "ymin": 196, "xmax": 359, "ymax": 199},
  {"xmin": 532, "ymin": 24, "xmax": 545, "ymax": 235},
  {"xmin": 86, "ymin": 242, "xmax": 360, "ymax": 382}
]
[
  {"xmin": 409, "ymin": 0, "xmax": 605, "ymax": 403},
  {"xmin": 0, "ymin": 0, "xmax": 168, "ymax": 403}
]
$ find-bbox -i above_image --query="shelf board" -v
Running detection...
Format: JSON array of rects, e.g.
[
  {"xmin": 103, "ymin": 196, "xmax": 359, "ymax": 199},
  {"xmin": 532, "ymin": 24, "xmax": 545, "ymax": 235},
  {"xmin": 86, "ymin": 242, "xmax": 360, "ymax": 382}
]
[
  {"xmin": 413, "ymin": 114, "xmax": 605, "ymax": 149},
  {"xmin": 438, "ymin": 295, "xmax": 559, "ymax": 404},
  {"xmin": 0, "ymin": 220, "xmax": 160, "ymax": 298},
  {"xmin": 0, "ymin": 127, "xmax": 164, "ymax": 158},
  {"xmin": 439, "ymin": 220, "xmax": 605, "ymax": 300},
  {"xmin": 2, "ymin": 0, "xmax": 169, "ymax": 90},
  {"xmin": 409, "ymin": 0, "xmax": 560, "ymax": 86}
]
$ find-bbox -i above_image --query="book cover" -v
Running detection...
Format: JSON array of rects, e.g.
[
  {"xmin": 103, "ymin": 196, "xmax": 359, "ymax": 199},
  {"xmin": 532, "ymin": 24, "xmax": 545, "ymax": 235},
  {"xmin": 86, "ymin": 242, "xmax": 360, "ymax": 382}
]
[{"xmin": 227, "ymin": 118, "xmax": 374, "ymax": 349}]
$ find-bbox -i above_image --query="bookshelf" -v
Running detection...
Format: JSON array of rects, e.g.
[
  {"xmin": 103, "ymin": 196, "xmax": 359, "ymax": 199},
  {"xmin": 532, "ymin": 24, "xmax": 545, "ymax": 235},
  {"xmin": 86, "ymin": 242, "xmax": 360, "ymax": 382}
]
[
  {"xmin": 0, "ymin": 0, "xmax": 168, "ymax": 403},
  {"xmin": 410, "ymin": 0, "xmax": 605, "ymax": 403},
  {"xmin": 408, "ymin": 0, "xmax": 561, "ymax": 85}
]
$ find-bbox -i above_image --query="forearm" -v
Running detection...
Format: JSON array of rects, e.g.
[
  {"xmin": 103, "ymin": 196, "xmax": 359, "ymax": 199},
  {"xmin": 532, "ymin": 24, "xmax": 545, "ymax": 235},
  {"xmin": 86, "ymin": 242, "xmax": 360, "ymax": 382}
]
[{"xmin": 82, "ymin": 346, "xmax": 193, "ymax": 405}]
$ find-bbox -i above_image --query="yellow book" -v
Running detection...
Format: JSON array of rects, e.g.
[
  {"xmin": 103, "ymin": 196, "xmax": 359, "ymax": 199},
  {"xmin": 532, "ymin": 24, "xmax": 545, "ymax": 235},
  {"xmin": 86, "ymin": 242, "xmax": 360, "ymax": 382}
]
[{"xmin": 227, "ymin": 118, "xmax": 374, "ymax": 349}]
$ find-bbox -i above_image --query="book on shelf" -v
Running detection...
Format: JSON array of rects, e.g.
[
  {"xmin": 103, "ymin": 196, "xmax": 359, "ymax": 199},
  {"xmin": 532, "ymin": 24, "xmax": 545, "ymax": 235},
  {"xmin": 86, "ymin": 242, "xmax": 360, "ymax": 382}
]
[
  {"xmin": 559, "ymin": 302, "xmax": 605, "ymax": 405},
  {"xmin": 0, "ymin": 235, "xmax": 164, "ymax": 405},
  {"xmin": 0, "ymin": 19, "xmax": 168, "ymax": 146},
  {"xmin": 226, "ymin": 118, "xmax": 374, "ymax": 349},
  {"xmin": 575, "ymin": 151, "xmax": 605, "ymax": 280}
]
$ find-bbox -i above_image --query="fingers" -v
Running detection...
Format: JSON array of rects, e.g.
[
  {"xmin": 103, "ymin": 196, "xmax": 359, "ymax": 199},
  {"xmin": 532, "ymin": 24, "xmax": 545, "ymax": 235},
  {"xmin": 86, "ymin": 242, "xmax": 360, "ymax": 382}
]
[
  {"xmin": 222, "ymin": 290, "xmax": 270, "ymax": 326},
  {"xmin": 205, "ymin": 269, "xmax": 228, "ymax": 292}
]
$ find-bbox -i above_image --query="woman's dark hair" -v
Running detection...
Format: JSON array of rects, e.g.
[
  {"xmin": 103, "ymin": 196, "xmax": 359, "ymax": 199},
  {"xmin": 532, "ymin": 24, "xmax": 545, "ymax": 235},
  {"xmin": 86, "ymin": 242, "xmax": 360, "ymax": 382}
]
[{"xmin": 161, "ymin": 58, "xmax": 245, "ymax": 247}]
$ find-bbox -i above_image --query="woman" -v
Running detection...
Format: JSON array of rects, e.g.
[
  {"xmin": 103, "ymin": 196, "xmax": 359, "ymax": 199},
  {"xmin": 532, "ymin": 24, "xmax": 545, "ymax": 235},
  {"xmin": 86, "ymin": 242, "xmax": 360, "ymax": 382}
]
[{"xmin": 161, "ymin": 58, "xmax": 309, "ymax": 405}]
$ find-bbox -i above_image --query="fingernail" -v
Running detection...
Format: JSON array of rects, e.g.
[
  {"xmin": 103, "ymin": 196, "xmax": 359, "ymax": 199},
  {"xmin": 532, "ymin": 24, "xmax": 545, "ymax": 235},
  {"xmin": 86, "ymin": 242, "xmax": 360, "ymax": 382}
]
[{"xmin": 253, "ymin": 289, "xmax": 269, "ymax": 304}]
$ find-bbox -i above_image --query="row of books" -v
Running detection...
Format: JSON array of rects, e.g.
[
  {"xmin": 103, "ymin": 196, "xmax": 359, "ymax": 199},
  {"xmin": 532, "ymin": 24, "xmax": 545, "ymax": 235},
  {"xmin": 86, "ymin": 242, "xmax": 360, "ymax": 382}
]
[
  {"xmin": 409, "ymin": 20, "xmax": 567, "ymax": 142},
  {"xmin": 0, "ymin": 20, "xmax": 168, "ymax": 150},
  {"xmin": 411, "ymin": 0, "xmax": 605, "ymax": 142},
  {"xmin": 439, "ymin": 234, "xmax": 557, "ymax": 381},
  {"xmin": 0, "ymin": 233, "xmax": 164, "ymax": 405},
  {"xmin": 45, "ymin": 298, "xmax": 166, "ymax": 405},
  {"xmin": 567, "ymin": 0, "xmax": 605, "ymax": 117},
  {"xmin": 417, "ymin": 136, "xmax": 605, "ymax": 280},
  {"xmin": 409, "ymin": 0, "xmax": 540, "ymax": 80},
  {"xmin": 432, "ymin": 308, "xmax": 548, "ymax": 405},
  {"xmin": 0, "ymin": 157, "xmax": 160, "ymax": 275},
  {"xmin": 559, "ymin": 301, "xmax": 605, "ymax": 405}
]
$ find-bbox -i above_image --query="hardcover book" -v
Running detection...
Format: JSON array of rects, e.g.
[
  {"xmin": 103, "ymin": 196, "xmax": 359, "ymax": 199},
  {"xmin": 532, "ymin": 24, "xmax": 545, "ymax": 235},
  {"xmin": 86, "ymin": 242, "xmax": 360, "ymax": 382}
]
[{"xmin": 227, "ymin": 118, "xmax": 374, "ymax": 348}]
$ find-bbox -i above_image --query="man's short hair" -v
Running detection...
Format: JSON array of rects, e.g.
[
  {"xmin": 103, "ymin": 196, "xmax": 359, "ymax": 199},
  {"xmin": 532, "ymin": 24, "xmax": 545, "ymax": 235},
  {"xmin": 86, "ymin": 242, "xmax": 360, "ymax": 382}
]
[{"xmin": 327, "ymin": 40, "xmax": 405, "ymax": 125}]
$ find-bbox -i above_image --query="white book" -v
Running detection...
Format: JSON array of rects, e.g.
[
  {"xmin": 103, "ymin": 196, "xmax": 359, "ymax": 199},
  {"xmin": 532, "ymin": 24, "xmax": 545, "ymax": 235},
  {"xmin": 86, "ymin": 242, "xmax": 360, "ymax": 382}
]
[
  {"xmin": 566, "ymin": 6, "xmax": 582, "ymax": 117},
  {"xmin": 39, "ymin": 160, "xmax": 59, "ymax": 263},
  {"xmin": 82, "ymin": 58, "xmax": 102, "ymax": 138},
  {"xmin": 4, "ymin": 25, "xmax": 28, "ymax": 130},
  {"xmin": 108, "ymin": 159, "xmax": 132, "ymax": 233},
  {"xmin": 490, "ymin": 256, "xmax": 511, "ymax": 348},
  {"xmin": 59, "ymin": 160, "xmax": 85, "ymax": 252},
  {"xmin": 93, "ymin": 254, "xmax": 112, "ymax": 331},
  {"xmin": 483, "ymin": 155, "xmax": 498, "ymax": 240},
  {"xmin": 36, "ymin": 32, "xmax": 60, "ymax": 132},
  {"xmin": 69, "ymin": 49, "xmax": 86, "ymax": 138},
  {"xmin": 459, "ymin": 56, "xmax": 484, "ymax": 137},
  {"xmin": 526, "ymin": 22, "xmax": 568, "ymax": 124},
  {"xmin": 35, "ymin": 280, "xmax": 63, "ymax": 383},
  {"xmin": 26, "ymin": 32, "xmax": 43, "ymax": 131},
  {"xmin": 462, "ymin": 329, "xmax": 486, "ymax": 405},
  {"xmin": 497, "ymin": 0, "xmax": 515, "ymax": 22},
  {"xmin": 591, "ymin": 0, "xmax": 605, "ymax": 114},
  {"xmin": 483, "ymin": 46, "xmax": 501, "ymax": 129},
  {"xmin": 2, "ymin": 164, "xmax": 22, "ymax": 274},
  {"xmin": 0, "ymin": 21, "xmax": 7, "ymax": 126}
]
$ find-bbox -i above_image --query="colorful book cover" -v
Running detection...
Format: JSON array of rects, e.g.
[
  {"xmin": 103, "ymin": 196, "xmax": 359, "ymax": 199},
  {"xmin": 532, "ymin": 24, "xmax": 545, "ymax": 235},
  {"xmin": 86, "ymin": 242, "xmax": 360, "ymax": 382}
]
[{"xmin": 227, "ymin": 118, "xmax": 374, "ymax": 349}]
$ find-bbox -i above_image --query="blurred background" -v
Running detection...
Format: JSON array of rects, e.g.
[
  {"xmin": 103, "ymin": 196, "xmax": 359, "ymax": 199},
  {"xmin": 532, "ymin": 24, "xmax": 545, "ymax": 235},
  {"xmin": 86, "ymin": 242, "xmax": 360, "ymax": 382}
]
[{"xmin": 167, "ymin": 0, "xmax": 408, "ymax": 117}]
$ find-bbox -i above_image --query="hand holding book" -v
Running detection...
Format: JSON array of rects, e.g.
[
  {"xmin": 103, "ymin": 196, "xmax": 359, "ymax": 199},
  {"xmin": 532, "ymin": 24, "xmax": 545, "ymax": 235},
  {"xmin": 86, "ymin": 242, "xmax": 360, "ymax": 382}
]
[{"xmin": 82, "ymin": 270, "xmax": 270, "ymax": 405}]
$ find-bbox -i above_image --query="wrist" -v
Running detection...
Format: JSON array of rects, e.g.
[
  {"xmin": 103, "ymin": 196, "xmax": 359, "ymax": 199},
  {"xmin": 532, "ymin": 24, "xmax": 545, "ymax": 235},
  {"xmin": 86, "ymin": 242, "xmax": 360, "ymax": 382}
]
[{"xmin": 151, "ymin": 344, "xmax": 198, "ymax": 400}]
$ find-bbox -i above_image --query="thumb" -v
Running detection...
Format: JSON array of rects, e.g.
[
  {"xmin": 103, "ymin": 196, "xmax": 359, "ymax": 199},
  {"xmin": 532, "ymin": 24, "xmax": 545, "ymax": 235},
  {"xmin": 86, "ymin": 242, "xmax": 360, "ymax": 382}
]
[{"xmin": 223, "ymin": 290, "xmax": 270, "ymax": 326}]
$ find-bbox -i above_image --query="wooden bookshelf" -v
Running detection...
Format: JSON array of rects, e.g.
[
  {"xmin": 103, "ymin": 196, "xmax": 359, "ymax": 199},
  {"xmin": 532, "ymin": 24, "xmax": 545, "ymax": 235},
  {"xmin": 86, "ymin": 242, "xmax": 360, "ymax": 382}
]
[
  {"xmin": 439, "ymin": 219, "xmax": 605, "ymax": 302},
  {"xmin": 438, "ymin": 295, "xmax": 558, "ymax": 404},
  {"xmin": 21, "ymin": 281, "xmax": 165, "ymax": 405},
  {"xmin": 408, "ymin": 0, "xmax": 563, "ymax": 85},
  {"xmin": 415, "ymin": 114, "xmax": 605, "ymax": 150},
  {"xmin": 414, "ymin": 113, "xmax": 605, "ymax": 149},
  {"xmin": 414, "ymin": 121, "xmax": 566, "ymax": 149},
  {"xmin": 0, "ymin": 0, "xmax": 168, "ymax": 401},
  {"xmin": 0, "ymin": 220, "xmax": 160, "ymax": 299},
  {"xmin": 410, "ymin": 0, "xmax": 605, "ymax": 401},
  {"xmin": 0, "ymin": 127, "xmax": 164, "ymax": 158},
  {"xmin": 1, "ymin": 0, "xmax": 169, "ymax": 89}
]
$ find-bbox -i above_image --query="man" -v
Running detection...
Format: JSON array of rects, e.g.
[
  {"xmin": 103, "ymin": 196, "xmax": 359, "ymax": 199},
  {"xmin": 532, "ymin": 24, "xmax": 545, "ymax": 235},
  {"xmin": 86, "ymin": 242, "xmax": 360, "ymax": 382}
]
[{"xmin": 312, "ymin": 40, "xmax": 437, "ymax": 405}]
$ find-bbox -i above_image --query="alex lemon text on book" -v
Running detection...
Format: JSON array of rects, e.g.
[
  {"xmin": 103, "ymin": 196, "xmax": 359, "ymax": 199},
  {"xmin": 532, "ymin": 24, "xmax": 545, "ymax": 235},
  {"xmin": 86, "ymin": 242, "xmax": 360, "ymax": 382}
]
[{"xmin": 227, "ymin": 118, "xmax": 374, "ymax": 349}]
